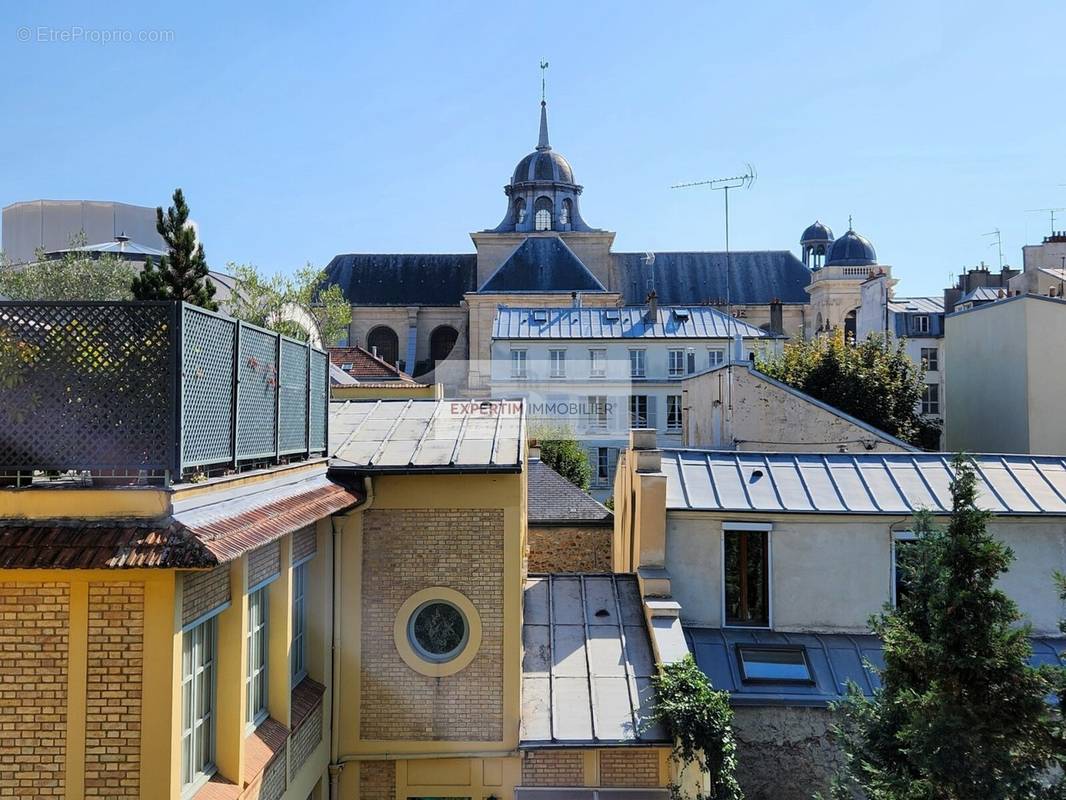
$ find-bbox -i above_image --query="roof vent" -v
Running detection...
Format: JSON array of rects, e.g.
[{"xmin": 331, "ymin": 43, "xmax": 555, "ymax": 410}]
[{"xmin": 594, "ymin": 608, "xmax": 610, "ymax": 618}]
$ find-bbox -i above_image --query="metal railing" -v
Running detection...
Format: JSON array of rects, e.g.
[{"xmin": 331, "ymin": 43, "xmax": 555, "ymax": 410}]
[{"xmin": 0, "ymin": 301, "xmax": 329, "ymax": 485}]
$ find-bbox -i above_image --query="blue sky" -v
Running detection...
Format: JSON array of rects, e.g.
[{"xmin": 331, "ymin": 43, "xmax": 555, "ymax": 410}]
[{"xmin": 3, "ymin": 0, "xmax": 1064, "ymax": 296}]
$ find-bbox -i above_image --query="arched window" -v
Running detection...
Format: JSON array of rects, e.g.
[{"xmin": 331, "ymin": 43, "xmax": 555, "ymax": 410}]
[
  {"xmin": 367, "ymin": 326, "xmax": 399, "ymax": 367},
  {"xmin": 560, "ymin": 198, "xmax": 572, "ymax": 226},
  {"xmin": 514, "ymin": 197, "xmax": 526, "ymax": 226},
  {"xmin": 815, "ymin": 312, "xmax": 823, "ymax": 332},
  {"xmin": 430, "ymin": 325, "xmax": 459, "ymax": 365},
  {"xmin": 844, "ymin": 309, "xmax": 858, "ymax": 343},
  {"xmin": 534, "ymin": 197, "xmax": 553, "ymax": 231}
]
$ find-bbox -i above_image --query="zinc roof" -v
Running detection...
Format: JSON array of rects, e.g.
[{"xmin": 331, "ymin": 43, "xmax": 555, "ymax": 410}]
[{"xmin": 493, "ymin": 305, "xmax": 773, "ymax": 340}]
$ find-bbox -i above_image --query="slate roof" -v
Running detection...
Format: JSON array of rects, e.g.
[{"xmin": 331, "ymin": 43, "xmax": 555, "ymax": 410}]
[
  {"xmin": 328, "ymin": 346, "xmax": 416, "ymax": 383},
  {"xmin": 329, "ymin": 398, "xmax": 524, "ymax": 473},
  {"xmin": 660, "ymin": 450, "xmax": 1066, "ymax": 515},
  {"xmin": 493, "ymin": 305, "xmax": 774, "ymax": 340},
  {"xmin": 958, "ymin": 286, "xmax": 1003, "ymax": 304},
  {"xmin": 615, "ymin": 251, "xmax": 812, "ymax": 305},
  {"xmin": 521, "ymin": 574, "xmax": 668, "ymax": 746},
  {"xmin": 480, "ymin": 237, "xmax": 606, "ymax": 293},
  {"xmin": 528, "ymin": 459, "xmax": 613, "ymax": 526},
  {"xmin": 323, "ymin": 253, "xmax": 477, "ymax": 306}
]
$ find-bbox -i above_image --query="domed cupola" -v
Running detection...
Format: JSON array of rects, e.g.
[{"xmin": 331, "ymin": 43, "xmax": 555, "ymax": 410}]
[
  {"xmin": 492, "ymin": 100, "xmax": 595, "ymax": 233},
  {"xmin": 800, "ymin": 220, "xmax": 834, "ymax": 269},
  {"xmin": 825, "ymin": 225, "xmax": 877, "ymax": 267}
]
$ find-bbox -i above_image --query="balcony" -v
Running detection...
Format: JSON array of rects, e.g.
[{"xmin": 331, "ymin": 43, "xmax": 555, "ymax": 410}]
[{"xmin": 0, "ymin": 302, "xmax": 329, "ymax": 486}]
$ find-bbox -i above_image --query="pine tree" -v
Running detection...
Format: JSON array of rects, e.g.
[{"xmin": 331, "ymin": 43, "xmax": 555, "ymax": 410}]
[
  {"xmin": 831, "ymin": 456, "xmax": 1062, "ymax": 799},
  {"xmin": 131, "ymin": 188, "xmax": 217, "ymax": 310}
]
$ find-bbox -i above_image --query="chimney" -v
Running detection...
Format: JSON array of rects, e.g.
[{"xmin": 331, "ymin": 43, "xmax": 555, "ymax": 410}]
[
  {"xmin": 571, "ymin": 290, "xmax": 581, "ymax": 308},
  {"xmin": 769, "ymin": 299, "xmax": 783, "ymax": 335},
  {"xmin": 645, "ymin": 290, "xmax": 658, "ymax": 324}
]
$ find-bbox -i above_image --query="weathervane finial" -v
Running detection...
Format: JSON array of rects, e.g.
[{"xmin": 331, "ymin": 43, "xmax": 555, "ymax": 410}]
[
  {"xmin": 540, "ymin": 60, "xmax": 549, "ymax": 104},
  {"xmin": 848, "ymin": 214, "xmax": 853, "ymax": 230}
]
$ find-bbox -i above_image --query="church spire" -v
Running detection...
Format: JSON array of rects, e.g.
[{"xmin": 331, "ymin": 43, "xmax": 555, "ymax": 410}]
[{"xmin": 537, "ymin": 60, "xmax": 551, "ymax": 151}]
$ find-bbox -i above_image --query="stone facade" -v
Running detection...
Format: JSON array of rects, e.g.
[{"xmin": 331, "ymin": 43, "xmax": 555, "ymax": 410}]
[
  {"xmin": 359, "ymin": 761, "xmax": 396, "ymax": 800},
  {"xmin": 0, "ymin": 582, "xmax": 69, "ymax": 798},
  {"xmin": 248, "ymin": 542, "xmax": 281, "ymax": 589},
  {"xmin": 85, "ymin": 581, "xmax": 144, "ymax": 797},
  {"xmin": 731, "ymin": 707, "xmax": 840, "ymax": 800},
  {"xmin": 521, "ymin": 750, "xmax": 584, "ymax": 786},
  {"xmin": 360, "ymin": 508, "xmax": 505, "ymax": 742},
  {"xmin": 598, "ymin": 749, "xmax": 659, "ymax": 787},
  {"xmin": 527, "ymin": 526, "xmax": 612, "ymax": 573},
  {"xmin": 293, "ymin": 525, "xmax": 317, "ymax": 564},
  {"xmin": 181, "ymin": 565, "xmax": 230, "ymax": 626}
]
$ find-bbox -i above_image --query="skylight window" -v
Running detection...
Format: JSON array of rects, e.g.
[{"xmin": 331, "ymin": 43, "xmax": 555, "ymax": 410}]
[
  {"xmin": 735, "ymin": 645, "xmax": 813, "ymax": 684},
  {"xmin": 604, "ymin": 309, "xmax": 620, "ymax": 322},
  {"xmin": 672, "ymin": 308, "xmax": 690, "ymax": 321},
  {"xmin": 532, "ymin": 310, "xmax": 548, "ymax": 324},
  {"xmin": 340, "ymin": 363, "xmax": 354, "ymax": 371}
]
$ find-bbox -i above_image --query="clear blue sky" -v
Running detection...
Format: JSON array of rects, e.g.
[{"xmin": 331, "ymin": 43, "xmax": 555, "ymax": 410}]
[{"xmin": 3, "ymin": 0, "xmax": 1064, "ymax": 296}]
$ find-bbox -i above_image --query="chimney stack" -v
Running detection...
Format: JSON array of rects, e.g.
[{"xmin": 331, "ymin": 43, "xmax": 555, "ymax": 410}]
[
  {"xmin": 645, "ymin": 290, "xmax": 658, "ymax": 324},
  {"xmin": 769, "ymin": 299, "xmax": 783, "ymax": 335}
]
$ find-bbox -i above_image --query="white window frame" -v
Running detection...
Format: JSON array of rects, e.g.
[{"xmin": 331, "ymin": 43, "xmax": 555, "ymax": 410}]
[
  {"xmin": 921, "ymin": 383, "xmax": 940, "ymax": 416},
  {"xmin": 291, "ymin": 560, "xmax": 309, "ymax": 686},
  {"xmin": 668, "ymin": 349, "xmax": 685, "ymax": 377},
  {"xmin": 510, "ymin": 349, "xmax": 527, "ymax": 379},
  {"xmin": 629, "ymin": 349, "xmax": 646, "ymax": 378},
  {"xmin": 535, "ymin": 207, "xmax": 552, "ymax": 231},
  {"xmin": 181, "ymin": 616, "xmax": 217, "ymax": 796},
  {"xmin": 914, "ymin": 315, "xmax": 930, "ymax": 334},
  {"xmin": 549, "ymin": 348, "xmax": 567, "ymax": 378},
  {"xmin": 666, "ymin": 394, "xmax": 682, "ymax": 432},
  {"xmin": 586, "ymin": 395, "xmax": 609, "ymax": 431},
  {"xmin": 591, "ymin": 446, "xmax": 620, "ymax": 489},
  {"xmin": 721, "ymin": 522, "xmax": 773, "ymax": 630},
  {"xmin": 589, "ymin": 348, "xmax": 607, "ymax": 378},
  {"xmin": 891, "ymin": 530, "xmax": 918, "ymax": 608},
  {"xmin": 708, "ymin": 348, "xmax": 725, "ymax": 368},
  {"xmin": 920, "ymin": 346, "xmax": 939, "ymax": 372},
  {"xmin": 630, "ymin": 394, "xmax": 649, "ymax": 428},
  {"xmin": 246, "ymin": 586, "xmax": 269, "ymax": 729}
]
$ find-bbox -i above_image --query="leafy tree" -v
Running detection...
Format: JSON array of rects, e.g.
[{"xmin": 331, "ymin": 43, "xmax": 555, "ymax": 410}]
[
  {"xmin": 131, "ymin": 188, "xmax": 217, "ymax": 309},
  {"xmin": 756, "ymin": 330, "xmax": 939, "ymax": 449},
  {"xmin": 0, "ymin": 234, "xmax": 135, "ymax": 300},
  {"xmin": 538, "ymin": 435, "xmax": 592, "ymax": 491},
  {"xmin": 652, "ymin": 654, "xmax": 743, "ymax": 800},
  {"xmin": 830, "ymin": 456, "xmax": 1062, "ymax": 800},
  {"xmin": 225, "ymin": 262, "xmax": 350, "ymax": 345}
]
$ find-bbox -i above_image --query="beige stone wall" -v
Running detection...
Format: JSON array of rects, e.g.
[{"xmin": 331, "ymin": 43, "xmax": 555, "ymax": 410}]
[
  {"xmin": 0, "ymin": 582, "xmax": 69, "ymax": 798},
  {"xmin": 521, "ymin": 751, "xmax": 584, "ymax": 786},
  {"xmin": 360, "ymin": 761, "xmax": 396, "ymax": 800},
  {"xmin": 598, "ymin": 750, "xmax": 660, "ymax": 787},
  {"xmin": 85, "ymin": 582, "xmax": 144, "ymax": 797},
  {"xmin": 527, "ymin": 526, "xmax": 611, "ymax": 573},
  {"xmin": 248, "ymin": 542, "xmax": 281, "ymax": 589},
  {"xmin": 181, "ymin": 565, "xmax": 230, "ymax": 626},
  {"xmin": 360, "ymin": 508, "xmax": 505, "ymax": 741}
]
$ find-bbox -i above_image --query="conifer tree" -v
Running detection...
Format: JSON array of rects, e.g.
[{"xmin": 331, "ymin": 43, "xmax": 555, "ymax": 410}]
[
  {"xmin": 131, "ymin": 188, "xmax": 217, "ymax": 310},
  {"xmin": 830, "ymin": 456, "xmax": 1062, "ymax": 799}
]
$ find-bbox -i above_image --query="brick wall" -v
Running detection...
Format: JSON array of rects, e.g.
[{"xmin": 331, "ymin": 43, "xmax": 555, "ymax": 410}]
[
  {"xmin": 248, "ymin": 542, "xmax": 281, "ymax": 589},
  {"xmin": 360, "ymin": 508, "xmax": 504, "ymax": 742},
  {"xmin": 527, "ymin": 526, "xmax": 612, "ymax": 573},
  {"xmin": 0, "ymin": 582, "xmax": 69, "ymax": 798},
  {"xmin": 521, "ymin": 751, "xmax": 584, "ymax": 786},
  {"xmin": 289, "ymin": 699, "xmax": 323, "ymax": 780},
  {"xmin": 85, "ymin": 582, "xmax": 144, "ymax": 797},
  {"xmin": 599, "ymin": 749, "xmax": 660, "ymax": 787},
  {"xmin": 259, "ymin": 743, "xmax": 288, "ymax": 800},
  {"xmin": 293, "ymin": 526, "xmax": 317, "ymax": 564},
  {"xmin": 359, "ymin": 761, "xmax": 395, "ymax": 800},
  {"xmin": 182, "ymin": 566, "xmax": 230, "ymax": 626}
]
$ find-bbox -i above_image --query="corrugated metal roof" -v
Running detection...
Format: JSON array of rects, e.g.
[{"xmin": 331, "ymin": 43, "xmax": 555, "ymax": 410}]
[
  {"xmin": 480, "ymin": 237, "xmax": 606, "ymax": 293},
  {"xmin": 615, "ymin": 251, "xmax": 811, "ymax": 305},
  {"xmin": 528, "ymin": 460, "xmax": 613, "ymax": 526},
  {"xmin": 887, "ymin": 296, "xmax": 944, "ymax": 314},
  {"xmin": 661, "ymin": 450, "xmax": 1066, "ymax": 515},
  {"xmin": 329, "ymin": 399, "xmax": 524, "ymax": 473},
  {"xmin": 323, "ymin": 253, "xmax": 477, "ymax": 306},
  {"xmin": 493, "ymin": 305, "xmax": 773, "ymax": 340},
  {"xmin": 521, "ymin": 574, "xmax": 668, "ymax": 747}
]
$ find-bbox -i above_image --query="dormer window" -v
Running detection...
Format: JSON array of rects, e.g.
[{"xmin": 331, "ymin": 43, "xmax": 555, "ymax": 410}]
[{"xmin": 534, "ymin": 197, "xmax": 553, "ymax": 231}]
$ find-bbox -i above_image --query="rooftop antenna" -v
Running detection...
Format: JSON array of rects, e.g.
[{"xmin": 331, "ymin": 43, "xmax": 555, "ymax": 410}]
[
  {"xmin": 1025, "ymin": 207, "xmax": 1066, "ymax": 235},
  {"xmin": 983, "ymin": 228, "xmax": 1004, "ymax": 270}
]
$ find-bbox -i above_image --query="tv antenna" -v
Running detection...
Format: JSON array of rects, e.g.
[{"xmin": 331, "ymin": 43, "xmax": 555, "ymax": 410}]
[
  {"xmin": 1026, "ymin": 207, "xmax": 1066, "ymax": 235},
  {"xmin": 982, "ymin": 228, "xmax": 1004, "ymax": 269},
  {"xmin": 671, "ymin": 165, "xmax": 757, "ymax": 318}
]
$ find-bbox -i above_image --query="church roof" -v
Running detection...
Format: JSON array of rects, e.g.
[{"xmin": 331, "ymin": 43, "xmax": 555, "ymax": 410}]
[
  {"xmin": 614, "ymin": 250, "xmax": 811, "ymax": 305},
  {"xmin": 323, "ymin": 253, "xmax": 476, "ymax": 306},
  {"xmin": 480, "ymin": 236, "xmax": 606, "ymax": 293}
]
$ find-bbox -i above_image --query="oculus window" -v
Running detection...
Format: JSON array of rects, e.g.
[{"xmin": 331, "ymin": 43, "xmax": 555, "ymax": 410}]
[
  {"xmin": 736, "ymin": 645, "xmax": 813, "ymax": 684},
  {"xmin": 724, "ymin": 528, "xmax": 769, "ymax": 627},
  {"xmin": 408, "ymin": 600, "xmax": 469, "ymax": 663}
]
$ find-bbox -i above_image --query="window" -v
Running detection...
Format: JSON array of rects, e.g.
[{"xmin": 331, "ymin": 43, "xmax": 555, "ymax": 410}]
[
  {"xmin": 708, "ymin": 348, "xmax": 725, "ymax": 368},
  {"xmin": 666, "ymin": 394, "xmax": 682, "ymax": 432},
  {"xmin": 589, "ymin": 348, "xmax": 606, "ymax": 378},
  {"xmin": 291, "ymin": 561, "xmax": 308, "ymax": 685},
  {"xmin": 367, "ymin": 326, "xmax": 399, "ymax": 367},
  {"xmin": 181, "ymin": 617, "xmax": 216, "ymax": 792},
  {"xmin": 591, "ymin": 446, "xmax": 620, "ymax": 489},
  {"xmin": 549, "ymin": 349, "xmax": 566, "ymax": 378},
  {"xmin": 408, "ymin": 600, "xmax": 468, "ymax": 663},
  {"xmin": 921, "ymin": 383, "xmax": 940, "ymax": 415},
  {"xmin": 246, "ymin": 587, "xmax": 269, "ymax": 727},
  {"xmin": 724, "ymin": 528, "xmax": 769, "ymax": 627},
  {"xmin": 736, "ymin": 645, "xmax": 813, "ymax": 684},
  {"xmin": 914, "ymin": 315, "xmax": 930, "ymax": 334},
  {"xmin": 629, "ymin": 395, "xmax": 656, "ymax": 429},
  {"xmin": 668, "ymin": 349, "xmax": 685, "ymax": 377},
  {"xmin": 510, "ymin": 349, "xmax": 527, "ymax": 379},
  {"xmin": 534, "ymin": 197, "xmax": 553, "ymax": 231},
  {"xmin": 921, "ymin": 347, "xmax": 939, "ymax": 372},
  {"xmin": 586, "ymin": 395, "xmax": 609, "ymax": 430},
  {"xmin": 629, "ymin": 349, "xmax": 646, "ymax": 378},
  {"xmin": 892, "ymin": 531, "xmax": 919, "ymax": 608}
]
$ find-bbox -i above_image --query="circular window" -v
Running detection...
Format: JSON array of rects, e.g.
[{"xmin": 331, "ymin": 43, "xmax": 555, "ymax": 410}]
[{"xmin": 407, "ymin": 600, "xmax": 468, "ymax": 663}]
